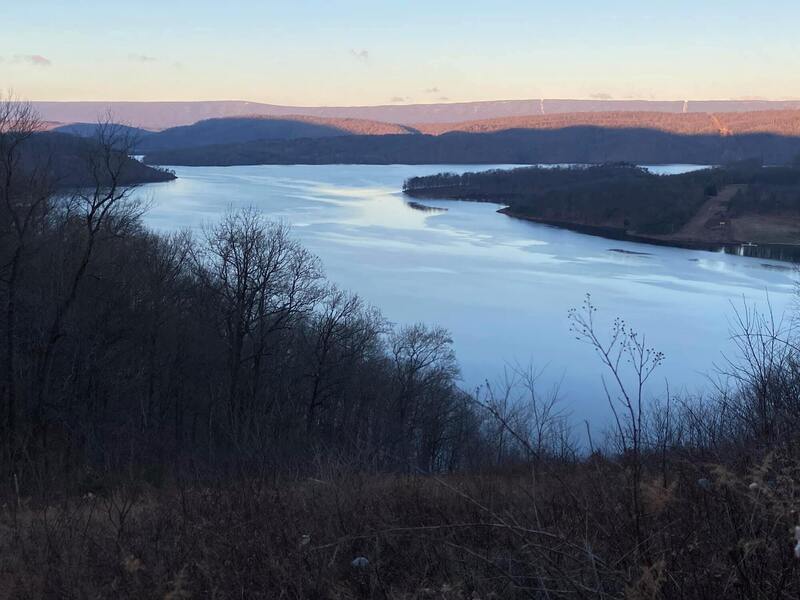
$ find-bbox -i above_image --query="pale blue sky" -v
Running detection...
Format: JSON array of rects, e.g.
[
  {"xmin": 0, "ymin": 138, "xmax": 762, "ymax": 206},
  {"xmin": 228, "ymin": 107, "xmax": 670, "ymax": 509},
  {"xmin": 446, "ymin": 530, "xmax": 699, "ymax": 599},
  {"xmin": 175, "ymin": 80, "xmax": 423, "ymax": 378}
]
[{"xmin": 2, "ymin": 0, "xmax": 798, "ymax": 104}]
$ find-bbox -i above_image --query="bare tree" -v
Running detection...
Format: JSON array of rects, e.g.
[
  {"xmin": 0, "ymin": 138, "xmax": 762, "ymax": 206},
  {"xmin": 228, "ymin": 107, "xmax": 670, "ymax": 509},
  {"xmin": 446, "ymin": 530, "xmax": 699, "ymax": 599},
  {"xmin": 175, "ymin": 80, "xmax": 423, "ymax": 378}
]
[
  {"xmin": 711, "ymin": 298, "xmax": 800, "ymax": 448},
  {"xmin": 301, "ymin": 286, "xmax": 384, "ymax": 437},
  {"xmin": 199, "ymin": 209, "xmax": 323, "ymax": 445},
  {"xmin": 478, "ymin": 362, "xmax": 572, "ymax": 465},
  {"xmin": 389, "ymin": 323, "xmax": 459, "ymax": 469},
  {"xmin": 34, "ymin": 118, "xmax": 144, "ymax": 430},
  {"xmin": 0, "ymin": 95, "xmax": 48, "ymax": 443},
  {"xmin": 568, "ymin": 293, "xmax": 664, "ymax": 555}
]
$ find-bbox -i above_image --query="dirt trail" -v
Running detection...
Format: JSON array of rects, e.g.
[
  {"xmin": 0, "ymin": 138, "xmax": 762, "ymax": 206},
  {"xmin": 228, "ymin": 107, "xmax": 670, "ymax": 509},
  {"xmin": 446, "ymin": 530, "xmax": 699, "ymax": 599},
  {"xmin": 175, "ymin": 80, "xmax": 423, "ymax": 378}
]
[
  {"xmin": 670, "ymin": 185, "xmax": 744, "ymax": 242},
  {"xmin": 710, "ymin": 113, "xmax": 733, "ymax": 136}
]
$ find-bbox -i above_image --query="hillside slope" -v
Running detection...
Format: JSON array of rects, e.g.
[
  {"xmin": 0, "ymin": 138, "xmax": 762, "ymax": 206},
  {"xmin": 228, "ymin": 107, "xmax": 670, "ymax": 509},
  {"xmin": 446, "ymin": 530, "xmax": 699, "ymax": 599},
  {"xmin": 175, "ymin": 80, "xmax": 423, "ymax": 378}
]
[
  {"xmin": 136, "ymin": 115, "xmax": 416, "ymax": 153},
  {"xmin": 419, "ymin": 110, "xmax": 800, "ymax": 137},
  {"xmin": 142, "ymin": 127, "xmax": 800, "ymax": 167},
  {"xmin": 20, "ymin": 132, "xmax": 175, "ymax": 187}
]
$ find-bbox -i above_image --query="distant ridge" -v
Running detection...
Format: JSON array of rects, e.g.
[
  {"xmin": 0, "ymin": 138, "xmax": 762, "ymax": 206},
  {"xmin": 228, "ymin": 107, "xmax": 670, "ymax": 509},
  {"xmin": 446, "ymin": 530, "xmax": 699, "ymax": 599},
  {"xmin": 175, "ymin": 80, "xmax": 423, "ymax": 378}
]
[
  {"xmin": 32, "ymin": 99, "xmax": 800, "ymax": 130},
  {"xmin": 142, "ymin": 126, "xmax": 800, "ymax": 167},
  {"xmin": 52, "ymin": 115, "xmax": 417, "ymax": 153},
  {"xmin": 417, "ymin": 110, "xmax": 800, "ymax": 137}
]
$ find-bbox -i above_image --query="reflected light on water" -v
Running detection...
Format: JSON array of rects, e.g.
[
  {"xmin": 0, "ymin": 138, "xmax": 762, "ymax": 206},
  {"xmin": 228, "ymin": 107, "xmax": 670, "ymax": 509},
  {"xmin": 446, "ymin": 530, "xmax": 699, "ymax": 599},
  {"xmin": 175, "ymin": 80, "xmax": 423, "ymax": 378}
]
[{"xmin": 141, "ymin": 164, "xmax": 797, "ymax": 426}]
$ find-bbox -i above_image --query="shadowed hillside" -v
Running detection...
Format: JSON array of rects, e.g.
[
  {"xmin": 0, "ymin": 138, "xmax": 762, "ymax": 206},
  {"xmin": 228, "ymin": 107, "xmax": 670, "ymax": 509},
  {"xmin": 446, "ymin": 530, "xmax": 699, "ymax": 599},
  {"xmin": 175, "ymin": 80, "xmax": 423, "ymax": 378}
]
[
  {"xmin": 52, "ymin": 111, "xmax": 800, "ymax": 162},
  {"xmin": 135, "ymin": 115, "xmax": 417, "ymax": 153},
  {"xmin": 50, "ymin": 122, "xmax": 154, "ymax": 140},
  {"xmin": 20, "ymin": 131, "xmax": 175, "ymax": 187},
  {"xmin": 142, "ymin": 126, "xmax": 800, "ymax": 167}
]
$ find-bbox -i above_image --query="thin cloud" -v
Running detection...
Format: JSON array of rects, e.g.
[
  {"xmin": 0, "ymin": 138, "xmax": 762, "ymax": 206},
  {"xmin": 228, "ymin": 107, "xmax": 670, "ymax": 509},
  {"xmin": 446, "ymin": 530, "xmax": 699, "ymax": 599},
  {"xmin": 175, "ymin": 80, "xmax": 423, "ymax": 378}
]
[
  {"xmin": 14, "ymin": 54, "xmax": 52, "ymax": 67},
  {"xmin": 437, "ymin": 96, "xmax": 450, "ymax": 102},
  {"xmin": 389, "ymin": 96, "xmax": 411, "ymax": 103},
  {"xmin": 129, "ymin": 53, "xmax": 157, "ymax": 63},
  {"xmin": 424, "ymin": 87, "xmax": 440, "ymax": 94},
  {"xmin": 589, "ymin": 92, "xmax": 613, "ymax": 100},
  {"xmin": 349, "ymin": 49, "xmax": 369, "ymax": 62}
]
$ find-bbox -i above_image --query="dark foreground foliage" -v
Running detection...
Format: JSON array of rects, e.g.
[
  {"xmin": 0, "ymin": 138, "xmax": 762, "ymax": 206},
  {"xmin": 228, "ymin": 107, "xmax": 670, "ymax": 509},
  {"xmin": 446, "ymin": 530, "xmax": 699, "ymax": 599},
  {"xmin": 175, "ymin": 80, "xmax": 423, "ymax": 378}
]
[{"xmin": 2, "ymin": 449, "xmax": 799, "ymax": 599}]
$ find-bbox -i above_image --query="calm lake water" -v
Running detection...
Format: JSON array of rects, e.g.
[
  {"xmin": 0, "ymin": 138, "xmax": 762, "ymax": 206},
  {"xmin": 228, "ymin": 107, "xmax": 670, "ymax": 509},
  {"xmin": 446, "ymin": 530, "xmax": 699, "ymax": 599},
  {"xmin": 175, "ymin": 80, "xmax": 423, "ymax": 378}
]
[{"xmin": 139, "ymin": 164, "xmax": 797, "ymax": 425}]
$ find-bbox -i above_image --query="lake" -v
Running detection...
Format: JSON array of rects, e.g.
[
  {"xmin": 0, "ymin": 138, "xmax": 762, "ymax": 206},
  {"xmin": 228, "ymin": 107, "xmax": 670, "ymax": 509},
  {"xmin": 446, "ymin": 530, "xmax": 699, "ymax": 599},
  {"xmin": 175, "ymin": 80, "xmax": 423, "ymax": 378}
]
[{"xmin": 139, "ymin": 164, "xmax": 797, "ymax": 426}]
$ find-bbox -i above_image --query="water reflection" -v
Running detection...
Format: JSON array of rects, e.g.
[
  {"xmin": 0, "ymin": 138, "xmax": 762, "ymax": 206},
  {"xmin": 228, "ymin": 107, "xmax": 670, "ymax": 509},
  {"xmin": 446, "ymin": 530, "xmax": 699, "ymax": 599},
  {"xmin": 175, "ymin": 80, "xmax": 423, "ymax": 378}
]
[{"xmin": 141, "ymin": 164, "xmax": 797, "ymax": 426}]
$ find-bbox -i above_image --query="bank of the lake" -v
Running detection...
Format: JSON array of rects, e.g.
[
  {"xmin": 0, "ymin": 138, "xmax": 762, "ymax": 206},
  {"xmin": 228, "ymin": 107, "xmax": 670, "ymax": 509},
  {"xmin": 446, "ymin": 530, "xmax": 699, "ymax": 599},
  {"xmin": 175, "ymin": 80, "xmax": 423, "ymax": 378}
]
[
  {"xmin": 497, "ymin": 207, "xmax": 800, "ymax": 262},
  {"xmin": 404, "ymin": 163, "xmax": 800, "ymax": 262}
]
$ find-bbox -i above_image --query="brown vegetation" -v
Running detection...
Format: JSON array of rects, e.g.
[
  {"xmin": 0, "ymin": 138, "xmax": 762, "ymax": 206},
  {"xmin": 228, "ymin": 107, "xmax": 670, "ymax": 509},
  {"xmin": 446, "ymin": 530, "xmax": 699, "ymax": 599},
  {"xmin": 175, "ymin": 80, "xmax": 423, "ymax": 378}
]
[
  {"xmin": 417, "ymin": 110, "xmax": 800, "ymax": 137},
  {"xmin": 265, "ymin": 115, "xmax": 417, "ymax": 136},
  {"xmin": 3, "ymin": 454, "xmax": 798, "ymax": 599}
]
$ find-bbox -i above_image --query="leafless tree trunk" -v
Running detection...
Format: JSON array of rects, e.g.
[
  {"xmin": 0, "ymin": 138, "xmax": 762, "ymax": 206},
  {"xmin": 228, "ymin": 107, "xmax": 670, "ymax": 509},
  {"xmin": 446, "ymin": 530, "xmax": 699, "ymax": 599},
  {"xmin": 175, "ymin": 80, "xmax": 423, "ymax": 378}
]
[
  {"xmin": 568, "ymin": 294, "xmax": 663, "ymax": 559},
  {"xmin": 34, "ymin": 119, "xmax": 143, "ymax": 434},
  {"xmin": 0, "ymin": 95, "xmax": 48, "ymax": 446}
]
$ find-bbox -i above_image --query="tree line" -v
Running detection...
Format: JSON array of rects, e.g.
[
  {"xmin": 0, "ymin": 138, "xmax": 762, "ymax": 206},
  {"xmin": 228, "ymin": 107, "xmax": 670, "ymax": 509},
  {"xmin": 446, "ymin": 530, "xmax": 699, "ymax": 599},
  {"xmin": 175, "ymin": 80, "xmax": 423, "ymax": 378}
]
[
  {"xmin": 405, "ymin": 162, "xmax": 800, "ymax": 236},
  {"xmin": 141, "ymin": 126, "xmax": 800, "ymax": 167},
  {"xmin": 405, "ymin": 164, "xmax": 710, "ymax": 235}
]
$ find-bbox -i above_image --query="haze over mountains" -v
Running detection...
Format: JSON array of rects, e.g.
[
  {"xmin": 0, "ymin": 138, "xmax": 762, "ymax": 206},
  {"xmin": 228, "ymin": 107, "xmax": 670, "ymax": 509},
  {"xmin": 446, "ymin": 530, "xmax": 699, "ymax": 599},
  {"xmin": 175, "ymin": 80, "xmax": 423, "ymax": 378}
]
[{"xmin": 34, "ymin": 98, "xmax": 800, "ymax": 130}]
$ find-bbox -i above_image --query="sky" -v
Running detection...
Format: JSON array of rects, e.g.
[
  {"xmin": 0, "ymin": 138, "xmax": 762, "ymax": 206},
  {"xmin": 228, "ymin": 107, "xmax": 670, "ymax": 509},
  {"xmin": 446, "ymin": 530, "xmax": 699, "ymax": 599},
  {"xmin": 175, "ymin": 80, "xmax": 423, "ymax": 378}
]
[{"xmin": 2, "ymin": 0, "xmax": 800, "ymax": 106}]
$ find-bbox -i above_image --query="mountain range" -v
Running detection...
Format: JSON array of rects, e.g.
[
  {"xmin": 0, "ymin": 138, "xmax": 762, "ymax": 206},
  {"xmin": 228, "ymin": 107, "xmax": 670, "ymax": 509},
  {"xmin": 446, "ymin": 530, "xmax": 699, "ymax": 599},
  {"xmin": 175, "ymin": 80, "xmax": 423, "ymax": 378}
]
[
  {"xmin": 34, "ymin": 99, "xmax": 800, "ymax": 130},
  {"xmin": 37, "ymin": 102, "xmax": 800, "ymax": 168}
]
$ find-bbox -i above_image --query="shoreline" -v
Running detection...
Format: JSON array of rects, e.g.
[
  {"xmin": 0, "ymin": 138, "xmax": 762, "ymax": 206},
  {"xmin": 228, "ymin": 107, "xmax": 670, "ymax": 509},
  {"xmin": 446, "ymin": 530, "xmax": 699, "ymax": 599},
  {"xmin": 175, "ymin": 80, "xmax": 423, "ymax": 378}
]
[
  {"xmin": 403, "ymin": 188, "xmax": 800, "ymax": 263},
  {"xmin": 498, "ymin": 208, "xmax": 800, "ymax": 262}
]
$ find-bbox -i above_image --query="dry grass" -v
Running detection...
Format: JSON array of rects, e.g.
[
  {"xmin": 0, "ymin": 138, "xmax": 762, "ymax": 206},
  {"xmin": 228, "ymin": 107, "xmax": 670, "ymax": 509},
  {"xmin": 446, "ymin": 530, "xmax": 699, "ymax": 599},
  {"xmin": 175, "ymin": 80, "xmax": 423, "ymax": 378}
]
[{"xmin": 0, "ymin": 452, "xmax": 798, "ymax": 599}]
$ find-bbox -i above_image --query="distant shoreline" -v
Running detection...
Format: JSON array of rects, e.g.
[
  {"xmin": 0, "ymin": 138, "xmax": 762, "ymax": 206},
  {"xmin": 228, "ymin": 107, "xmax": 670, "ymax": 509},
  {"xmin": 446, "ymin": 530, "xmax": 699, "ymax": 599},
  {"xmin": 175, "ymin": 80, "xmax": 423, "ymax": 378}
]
[
  {"xmin": 403, "ymin": 163, "xmax": 800, "ymax": 263},
  {"xmin": 498, "ymin": 208, "xmax": 800, "ymax": 261}
]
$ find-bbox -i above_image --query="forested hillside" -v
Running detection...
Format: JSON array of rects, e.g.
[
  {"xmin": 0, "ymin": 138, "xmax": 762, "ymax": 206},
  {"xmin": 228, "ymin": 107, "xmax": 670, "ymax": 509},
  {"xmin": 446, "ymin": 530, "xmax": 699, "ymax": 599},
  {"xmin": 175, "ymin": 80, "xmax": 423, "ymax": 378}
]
[
  {"xmin": 418, "ymin": 109, "xmax": 800, "ymax": 136},
  {"xmin": 404, "ymin": 162, "xmax": 800, "ymax": 241},
  {"xmin": 135, "ymin": 116, "xmax": 417, "ymax": 152},
  {"xmin": 0, "ymin": 107, "xmax": 472, "ymax": 481},
  {"xmin": 41, "ymin": 109, "xmax": 800, "ymax": 168},
  {"xmin": 406, "ymin": 164, "xmax": 709, "ymax": 234},
  {"xmin": 143, "ymin": 127, "xmax": 800, "ymax": 167},
  {"xmin": 13, "ymin": 130, "xmax": 174, "ymax": 187}
]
